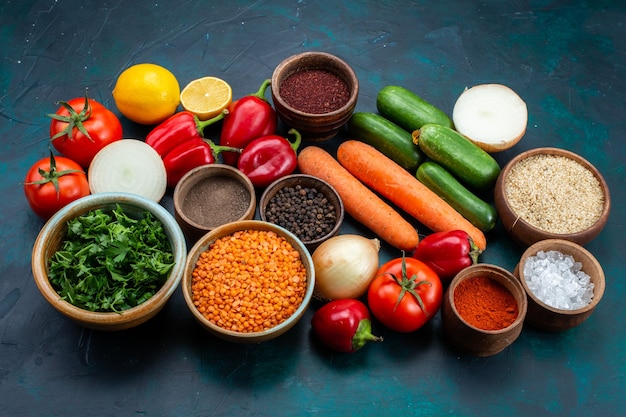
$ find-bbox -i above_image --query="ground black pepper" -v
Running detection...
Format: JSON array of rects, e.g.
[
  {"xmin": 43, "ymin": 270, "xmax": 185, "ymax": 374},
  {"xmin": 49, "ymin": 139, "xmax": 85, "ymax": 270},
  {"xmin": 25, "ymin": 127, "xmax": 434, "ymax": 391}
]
[
  {"xmin": 182, "ymin": 176, "xmax": 251, "ymax": 227},
  {"xmin": 279, "ymin": 69, "xmax": 350, "ymax": 114},
  {"xmin": 264, "ymin": 185, "xmax": 337, "ymax": 242}
]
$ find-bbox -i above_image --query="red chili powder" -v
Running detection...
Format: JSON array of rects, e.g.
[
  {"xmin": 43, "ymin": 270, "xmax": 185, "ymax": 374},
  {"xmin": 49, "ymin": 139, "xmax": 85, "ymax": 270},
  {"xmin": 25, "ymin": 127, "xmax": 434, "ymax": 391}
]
[
  {"xmin": 279, "ymin": 69, "xmax": 350, "ymax": 114},
  {"xmin": 453, "ymin": 276, "xmax": 519, "ymax": 331}
]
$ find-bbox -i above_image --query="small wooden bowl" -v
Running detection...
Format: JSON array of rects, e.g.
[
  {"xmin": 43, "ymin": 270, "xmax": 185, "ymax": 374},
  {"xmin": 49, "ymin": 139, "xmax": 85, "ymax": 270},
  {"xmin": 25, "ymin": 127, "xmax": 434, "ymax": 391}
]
[
  {"xmin": 31, "ymin": 193, "xmax": 187, "ymax": 331},
  {"xmin": 271, "ymin": 51, "xmax": 359, "ymax": 141},
  {"xmin": 259, "ymin": 174, "xmax": 344, "ymax": 252},
  {"xmin": 173, "ymin": 164, "xmax": 256, "ymax": 244},
  {"xmin": 494, "ymin": 147, "xmax": 610, "ymax": 247},
  {"xmin": 182, "ymin": 220, "xmax": 315, "ymax": 343},
  {"xmin": 442, "ymin": 264, "xmax": 528, "ymax": 357},
  {"xmin": 514, "ymin": 239, "xmax": 605, "ymax": 332}
]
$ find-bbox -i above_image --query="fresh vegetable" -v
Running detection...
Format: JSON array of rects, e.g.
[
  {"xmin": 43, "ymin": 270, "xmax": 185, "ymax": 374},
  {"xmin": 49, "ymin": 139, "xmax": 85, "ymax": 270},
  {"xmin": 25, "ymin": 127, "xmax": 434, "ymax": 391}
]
[
  {"xmin": 237, "ymin": 129, "xmax": 301, "ymax": 188},
  {"xmin": 220, "ymin": 79, "xmax": 277, "ymax": 166},
  {"xmin": 48, "ymin": 92, "xmax": 123, "ymax": 168},
  {"xmin": 368, "ymin": 254, "xmax": 442, "ymax": 333},
  {"xmin": 412, "ymin": 230, "xmax": 481, "ymax": 285},
  {"xmin": 336, "ymin": 140, "xmax": 487, "ymax": 250},
  {"xmin": 416, "ymin": 161, "xmax": 497, "ymax": 232},
  {"xmin": 452, "ymin": 84, "xmax": 527, "ymax": 153},
  {"xmin": 347, "ymin": 112, "xmax": 423, "ymax": 172},
  {"xmin": 312, "ymin": 235, "xmax": 381, "ymax": 301},
  {"xmin": 412, "ymin": 124, "xmax": 501, "ymax": 192},
  {"xmin": 376, "ymin": 85, "xmax": 453, "ymax": 131},
  {"xmin": 88, "ymin": 139, "xmax": 167, "ymax": 202},
  {"xmin": 311, "ymin": 299, "xmax": 382, "ymax": 353},
  {"xmin": 145, "ymin": 110, "xmax": 226, "ymax": 158},
  {"xmin": 24, "ymin": 151, "xmax": 90, "ymax": 220},
  {"xmin": 297, "ymin": 146, "xmax": 420, "ymax": 252},
  {"xmin": 162, "ymin": 137, "xmax": 240, "ymax": 188},
  {"xmin": 47, "ymin": 204, "xmax": 175, "ymax": 312}
]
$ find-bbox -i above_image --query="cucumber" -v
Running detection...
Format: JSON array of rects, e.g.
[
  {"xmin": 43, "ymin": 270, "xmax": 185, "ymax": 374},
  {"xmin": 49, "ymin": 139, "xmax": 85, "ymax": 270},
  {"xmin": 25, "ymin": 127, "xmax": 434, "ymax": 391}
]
[
  {"xmin": 416, "ymin": 161, "xmax": 497, "ymax": 232},
  {"xmin": 376, "ymin": 85, "xmax": 454, "ymax": 132},
  {"xmin": 413, "ymin": 123, "xmax": 501, "ymax": 191},
  {"xmin": 347, "ymin": 112, "xmax": 424, "ymax": 172}
]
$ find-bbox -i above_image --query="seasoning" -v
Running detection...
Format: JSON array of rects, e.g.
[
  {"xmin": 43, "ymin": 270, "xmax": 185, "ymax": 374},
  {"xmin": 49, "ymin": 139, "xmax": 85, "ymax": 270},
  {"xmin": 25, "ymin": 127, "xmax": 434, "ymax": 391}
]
[
  {"xmin": 279, "ymin": 69, "xmax": 350, "ymax": 114},
  {"xmin": 182, "ymin": 176, "xmax": 251, "ymax": 227},
  {"xmin": 191, "ymin": 229, "xmax": 307, "ymax": 332},
  {"xmin": 264, "ymin": 185, "xmax": 337, "ymax": 242},
  {"xmin": 504, "ymin": 154, "xmax": 604, "ymax": 234},
  {"xmin": 454, "ymin": 276, "xmax": 518, "ymax": 331}
]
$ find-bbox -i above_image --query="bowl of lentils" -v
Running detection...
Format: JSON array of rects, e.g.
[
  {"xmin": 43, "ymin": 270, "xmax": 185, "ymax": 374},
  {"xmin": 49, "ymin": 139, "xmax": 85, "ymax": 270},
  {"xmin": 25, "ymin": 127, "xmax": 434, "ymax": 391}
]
[
  {"xmin": 494, "ymin": 147, "xmax": 610, "ymax": 247},
  {"xmin": 259, "ymin": 174, "xmax": 344, "ymax": 251}
]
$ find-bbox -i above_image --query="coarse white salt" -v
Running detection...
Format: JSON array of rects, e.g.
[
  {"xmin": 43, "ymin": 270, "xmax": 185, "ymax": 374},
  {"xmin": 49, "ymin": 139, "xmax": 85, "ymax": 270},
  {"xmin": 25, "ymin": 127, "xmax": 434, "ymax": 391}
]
[{"xmin": 523, "ymin": 250, "xmax": 594, "ymax": 310}]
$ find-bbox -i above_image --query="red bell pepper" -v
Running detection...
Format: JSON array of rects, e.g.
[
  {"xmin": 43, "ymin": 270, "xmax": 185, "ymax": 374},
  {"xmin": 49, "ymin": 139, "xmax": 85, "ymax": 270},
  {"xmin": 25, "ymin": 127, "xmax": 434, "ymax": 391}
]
[
  {"xmin": 220, "ymin": 79, "xmax": 277, "ymax": 166},
  {"xmin": 145, "ymin": 110, "xmax": 226, "ymax": 157},
  {"xmin": 162, "ymin": 137, "xmax": 240, "ymax": 188},
  {"xmin": 237, "ymin": 129, "xmax": 301, "ymax": 188},
  {"xmin": 412, "ymin": 230, "xmax": 482, "ymax": 285}
]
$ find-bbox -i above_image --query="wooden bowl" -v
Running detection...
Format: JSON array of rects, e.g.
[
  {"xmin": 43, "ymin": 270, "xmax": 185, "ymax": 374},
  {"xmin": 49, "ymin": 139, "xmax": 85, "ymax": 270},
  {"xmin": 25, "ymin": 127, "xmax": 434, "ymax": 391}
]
[
  {"xmin": 514, "ymin": 239, "xmax": 605, "ymax": 332},
  {"xmin": 259, "ymin": 174, "xmax": 344, "ymax": 252},
  {"xmin": 494, "ymin": 147, "xmax": 610, "ymax": 247},
  {"xmin": 271, "ymin": 51, "xmax": 359, "ymax": 141},
  {"xmin": 31, "ymin": 192, "xmax": 187, "ymax": 331},
  {"xmin": 182, "ymin": 220, "xmax": 315, "ymax": 343},
  {"xmin": 442, "ymin": 264, "xmax": 528, "ymax": 357},
  {"xmin": 173, "ymin": 164, "xmax": 256, "ymax": 244}
]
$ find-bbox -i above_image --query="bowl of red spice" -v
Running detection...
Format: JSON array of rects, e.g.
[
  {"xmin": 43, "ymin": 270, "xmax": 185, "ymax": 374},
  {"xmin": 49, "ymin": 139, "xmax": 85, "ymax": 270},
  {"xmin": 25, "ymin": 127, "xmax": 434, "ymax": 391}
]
[
  {"xmin": 181, "ymin": 220, "xmax": 315, "ymax": 343},
  {"xmin": 259, "ymin": 174, "xmax": 344, "ymax": 251},
  {"xmin": 441, "ymin": 264, "xmax": 528, "ymax": 357},
  {"xmin": 271, "ymin": 51, "xmax": 359, "ymax": 141},
  {"xmin": 514, "ymin": 239, "xmax": 605, "ymax": 332},
  {"xmin": 494, "ymin": 147, "xmax": 610, "ymax": 247},
  {"xmin": 173, "ymin": 164, "xmax": 256, "ymax": 244}
]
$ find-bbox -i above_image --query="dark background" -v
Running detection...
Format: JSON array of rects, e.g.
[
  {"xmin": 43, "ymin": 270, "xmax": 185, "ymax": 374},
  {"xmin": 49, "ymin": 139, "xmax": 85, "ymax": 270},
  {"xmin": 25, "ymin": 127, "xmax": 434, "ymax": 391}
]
[{"xmin": 1, "ymin": 1, "xmax": 624, "ymax": 416}]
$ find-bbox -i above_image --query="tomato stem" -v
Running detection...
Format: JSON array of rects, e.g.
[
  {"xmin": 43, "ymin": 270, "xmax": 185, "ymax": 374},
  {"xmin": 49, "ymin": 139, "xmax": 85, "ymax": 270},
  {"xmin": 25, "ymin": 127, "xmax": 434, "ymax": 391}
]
[
  {"xmin": 25, "ymin": 150, "xmax": 84, "ymax": 197},
  {"xmin": 388, "ymin": 251, "xmax": 432, "ymax": 317},
  {"xmin": 47, "ymin": 90, "xmax": 94, "ymax": 142}
]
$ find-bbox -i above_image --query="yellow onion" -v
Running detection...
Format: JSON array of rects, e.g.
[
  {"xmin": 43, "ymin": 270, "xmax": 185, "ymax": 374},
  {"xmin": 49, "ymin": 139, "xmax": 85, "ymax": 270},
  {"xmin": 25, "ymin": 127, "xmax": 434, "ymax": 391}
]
[{"xmin": 312, "ymin": 235, "xmax": 380, "ymax": 301}]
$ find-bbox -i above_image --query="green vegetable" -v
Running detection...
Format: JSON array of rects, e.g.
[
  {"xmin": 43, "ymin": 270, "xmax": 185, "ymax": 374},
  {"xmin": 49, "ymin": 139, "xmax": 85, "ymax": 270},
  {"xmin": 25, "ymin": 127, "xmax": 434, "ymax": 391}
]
[
  {"xmin": 376, "ymin": 85, "xmax": 454, "ymax": 131},
  {"xmin": 347, "ymin": 112, "xmax": 424, "ymax": 172},
  {"xmin": 416, "ymin": 162, "xmax": 497, "ymax": 232},
  {"xmin": 413, "ymin": 124, "xmax": 501, "ymax": 192},
  {"xmin": 48, "ymin": 204, "xmax": 175, "ymax": 312}
]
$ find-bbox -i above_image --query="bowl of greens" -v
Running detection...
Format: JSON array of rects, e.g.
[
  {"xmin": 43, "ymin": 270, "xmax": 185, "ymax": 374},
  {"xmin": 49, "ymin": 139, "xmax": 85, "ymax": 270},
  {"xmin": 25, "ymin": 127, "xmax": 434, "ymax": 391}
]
[{"xmin": 31, "ymin": 192, "xmax": 187, "ymax": 331}]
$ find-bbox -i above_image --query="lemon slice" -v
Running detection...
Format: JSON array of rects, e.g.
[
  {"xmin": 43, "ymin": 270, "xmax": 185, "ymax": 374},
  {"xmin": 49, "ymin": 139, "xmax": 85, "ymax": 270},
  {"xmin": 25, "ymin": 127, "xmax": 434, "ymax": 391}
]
[{"xmin": 180, "ymin": 77, "xmax": 233, "ymax": 120}]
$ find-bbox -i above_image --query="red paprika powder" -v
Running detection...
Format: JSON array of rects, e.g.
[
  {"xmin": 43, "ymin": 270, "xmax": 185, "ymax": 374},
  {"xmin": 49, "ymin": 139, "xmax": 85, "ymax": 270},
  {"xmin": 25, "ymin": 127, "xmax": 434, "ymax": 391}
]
[{"xmin": 453, "ymin": 276, "xmax": 518, "ymax": 331}]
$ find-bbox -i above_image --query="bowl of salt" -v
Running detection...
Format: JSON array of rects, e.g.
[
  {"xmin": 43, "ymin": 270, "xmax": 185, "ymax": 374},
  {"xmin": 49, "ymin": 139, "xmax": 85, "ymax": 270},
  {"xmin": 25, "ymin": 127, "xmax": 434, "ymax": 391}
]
[{"xmin": 513, "ymin": 239, "xmax": 605, "ymax": 332}]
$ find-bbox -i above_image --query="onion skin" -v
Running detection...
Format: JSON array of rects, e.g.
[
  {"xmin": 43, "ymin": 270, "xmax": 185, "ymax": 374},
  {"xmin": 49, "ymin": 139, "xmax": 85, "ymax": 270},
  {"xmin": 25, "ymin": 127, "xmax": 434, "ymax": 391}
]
[{"xmin": 312, "ymin": 235, "xmax": 380, "ymax": 301}]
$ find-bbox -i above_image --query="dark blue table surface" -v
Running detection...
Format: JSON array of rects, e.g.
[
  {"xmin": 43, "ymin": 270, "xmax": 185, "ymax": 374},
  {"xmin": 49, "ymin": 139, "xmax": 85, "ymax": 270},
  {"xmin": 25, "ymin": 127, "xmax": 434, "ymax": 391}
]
[{"xmin": 1, "ymin": 1, "xmax": 625, "ymax": 416}]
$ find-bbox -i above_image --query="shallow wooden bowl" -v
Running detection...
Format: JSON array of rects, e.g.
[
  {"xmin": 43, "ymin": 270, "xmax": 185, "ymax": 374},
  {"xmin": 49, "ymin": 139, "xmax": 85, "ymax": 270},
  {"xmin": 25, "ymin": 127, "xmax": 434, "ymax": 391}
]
[
  {"xmin": 259, "ymin": 174, "xmax": 344, "ymax": 252},
  {"xmin": 271, "ymin": 51, "xmax": 359, "ymax": 141},
  {"xmin": 514, "ymin": 239, "xmax": 605, "ymax": 332},
  {"xmin": 173, "ymin": 164, "xmax": 256, "ymax": 244},
  {"xmin": 494, "ymin": 147, "xmax": 610, "ymax": 247},
  {"xmin": 31, "ymin": 192, "xmax": 187, "ymax": 331},
  {"xmin": 182, "ymin": 220, "xmax": 315, "ymax": 343},
  {"xmin": 442, "ymin": 264, "xmax": 528, "ymax": 357}
]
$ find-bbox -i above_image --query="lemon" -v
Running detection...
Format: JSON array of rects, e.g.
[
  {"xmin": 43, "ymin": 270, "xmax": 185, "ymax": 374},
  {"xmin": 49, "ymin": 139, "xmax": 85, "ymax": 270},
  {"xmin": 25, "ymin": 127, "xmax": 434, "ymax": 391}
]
[
  {"xmin": 180, "ymin": 76, "xmax": 233, "ymax": 120},
  {"xmin": 112, "ymin": 63, "xmax": 180, "ymax": 125}
]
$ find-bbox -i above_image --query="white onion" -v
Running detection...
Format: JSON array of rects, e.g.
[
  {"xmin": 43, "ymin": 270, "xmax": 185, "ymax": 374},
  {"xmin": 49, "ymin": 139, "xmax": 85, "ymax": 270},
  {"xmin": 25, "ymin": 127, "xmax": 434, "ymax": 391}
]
[
  {"xmin": 452, "ymin": 84, "xmax": 528, "ymax": 153},
  {"xmin": 312, "ymin": 235, "xmax": 380, "ymax": 301},
  {"xmin": 88, "ymin": 139, "xmax": 167, "ymax": 202}
]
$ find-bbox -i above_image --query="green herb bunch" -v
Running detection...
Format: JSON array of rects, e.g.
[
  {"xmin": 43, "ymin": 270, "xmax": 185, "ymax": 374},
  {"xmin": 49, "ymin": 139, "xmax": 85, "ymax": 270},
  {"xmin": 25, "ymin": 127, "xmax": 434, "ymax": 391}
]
[{"xmin": 48, "ymin": 204, "xmax": 175, "ymax": 312}]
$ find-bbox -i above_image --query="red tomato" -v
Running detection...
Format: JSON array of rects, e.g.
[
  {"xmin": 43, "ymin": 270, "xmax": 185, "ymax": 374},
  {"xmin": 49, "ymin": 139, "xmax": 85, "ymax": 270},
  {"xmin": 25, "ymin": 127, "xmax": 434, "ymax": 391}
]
[
  {"xmin": 367, "ymin": 256, "xmax": 443, "ymax": 333},
  {"xmin": 24, "ymin": 153, "xmax": 90, "ymax": 219},
  {"xmin": 49, "ymin": 94, "xmax": 123, "ymax": 168}
]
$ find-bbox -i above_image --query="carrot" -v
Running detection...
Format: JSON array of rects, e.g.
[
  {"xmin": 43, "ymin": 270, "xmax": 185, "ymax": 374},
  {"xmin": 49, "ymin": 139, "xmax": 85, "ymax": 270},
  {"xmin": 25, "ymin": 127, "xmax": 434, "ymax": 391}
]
[
  {"xmin": 336, "ymin": 140, "xmax": 487, "ymax": 250},
  {"xmin": 297, "ymin": 146, "xmax": 420, "ymax": 251}
]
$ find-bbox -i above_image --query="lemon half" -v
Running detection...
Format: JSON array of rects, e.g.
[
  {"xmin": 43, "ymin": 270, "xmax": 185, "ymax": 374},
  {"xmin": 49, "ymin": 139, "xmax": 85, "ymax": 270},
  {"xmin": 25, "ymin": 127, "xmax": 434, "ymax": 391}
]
[{"xmin": 180, "ymin": 76, "xmax": 232, "ymax": 120}]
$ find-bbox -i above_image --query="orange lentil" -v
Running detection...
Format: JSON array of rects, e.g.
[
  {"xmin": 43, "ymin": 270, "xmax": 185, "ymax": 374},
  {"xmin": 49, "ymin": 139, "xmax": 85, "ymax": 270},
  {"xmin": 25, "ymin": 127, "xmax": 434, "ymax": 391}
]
[{"xmin": 191, "ymin": 229, "xmax": 307, "ymax": 333}]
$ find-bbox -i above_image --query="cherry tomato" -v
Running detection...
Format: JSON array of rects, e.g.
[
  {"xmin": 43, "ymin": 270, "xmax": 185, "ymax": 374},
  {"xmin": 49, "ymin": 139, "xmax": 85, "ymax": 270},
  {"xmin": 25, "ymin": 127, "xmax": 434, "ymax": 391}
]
[
  {"xmin": 367, "ymin": 255, "xmax": 443, "ymax": 333},
  {"xmin": 24, "ymin": 152, "xmax": 90, "ymax": 219},
  {"xmin": 49, "ymin": 92, "xmax": 123, "ymax": 168}
]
